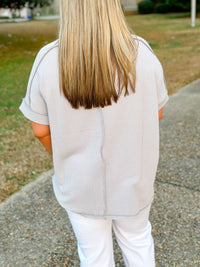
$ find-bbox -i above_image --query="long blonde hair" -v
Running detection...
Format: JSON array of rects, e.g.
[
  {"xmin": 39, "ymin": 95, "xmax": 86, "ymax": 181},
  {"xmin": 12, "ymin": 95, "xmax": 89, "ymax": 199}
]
[{"xmin": 59, "ymin": 0, "xmax": 137, "ymax": 109}]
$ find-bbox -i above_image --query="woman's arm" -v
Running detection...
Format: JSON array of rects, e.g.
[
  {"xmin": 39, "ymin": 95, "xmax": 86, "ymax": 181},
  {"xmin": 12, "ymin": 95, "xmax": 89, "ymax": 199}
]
[
  {"xmin": 159, "ymin": 108, "xmax": 163, "ymax": 121},
  {"xmin": 31, "ymin": 122, "xmax": 52, "ymax": 154}
]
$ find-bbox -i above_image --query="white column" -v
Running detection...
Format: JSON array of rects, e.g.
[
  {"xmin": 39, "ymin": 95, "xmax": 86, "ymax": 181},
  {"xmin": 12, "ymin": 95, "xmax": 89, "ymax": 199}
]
[{"xmin": 191, "ymin": 0, "xmax": 196, "ymax": 27}]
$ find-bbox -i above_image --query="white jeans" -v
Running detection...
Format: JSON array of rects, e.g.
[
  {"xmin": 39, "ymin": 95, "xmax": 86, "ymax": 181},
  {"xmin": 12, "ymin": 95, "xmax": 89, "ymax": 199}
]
[{"xmin": 66, "ymin": 204, "xmax": 155, "ymax": 267}]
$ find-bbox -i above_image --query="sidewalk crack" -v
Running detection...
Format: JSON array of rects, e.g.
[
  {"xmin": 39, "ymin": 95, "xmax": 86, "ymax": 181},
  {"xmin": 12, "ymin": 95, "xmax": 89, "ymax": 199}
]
[{"xmin": 155, "ymin": 179, "xmax": 200, "ymax": 193}]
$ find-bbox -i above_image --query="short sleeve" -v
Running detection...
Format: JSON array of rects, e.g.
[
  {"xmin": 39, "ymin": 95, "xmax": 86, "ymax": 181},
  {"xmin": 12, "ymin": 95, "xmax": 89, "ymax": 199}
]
[
  {"xmin": 156, "ymin": 62, "xmax": 169, "ymax": 110},
  {"xmin": 135, "ymin": 35, "xmax": 169, "ymax": 110},
  {"xmin": 19, "ymin": 51, "xmax": 49, "ymax": 125}
]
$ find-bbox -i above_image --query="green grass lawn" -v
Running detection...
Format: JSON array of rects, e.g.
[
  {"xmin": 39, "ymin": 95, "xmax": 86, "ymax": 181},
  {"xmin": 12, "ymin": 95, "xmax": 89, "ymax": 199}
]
[
  {"xmin": 0, "ymin": 20, "xmax": 58, "ymax": 201},
  {"xmin": 0, "ymin": 14, "xmax": 200, "ymax": 202}
]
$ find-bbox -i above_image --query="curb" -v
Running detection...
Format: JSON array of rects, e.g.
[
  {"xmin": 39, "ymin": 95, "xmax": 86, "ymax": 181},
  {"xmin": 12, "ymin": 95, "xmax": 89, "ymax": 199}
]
[{"xmin": 0, "ymin": 169, "xmax": 54, "ymax": 209}]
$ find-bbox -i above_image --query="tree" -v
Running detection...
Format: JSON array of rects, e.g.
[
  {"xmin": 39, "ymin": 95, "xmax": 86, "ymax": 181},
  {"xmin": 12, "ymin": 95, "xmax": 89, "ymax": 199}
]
[
  {"xmin": 0, "ymin": 0, "xmax": 53, "ymax": 19},
  {"xmin": 0, "ymin": 0, "xmax": 26, "ymax": 18},
  {"xmin": 25, "ymin": 0, "xmax": 53, "ymax": 19},
  {"xmin": 0, "ymin": 0, "xmax": 26, "ymax": 9},
  {"xmin": 0, "ymin": 0, "xmax": 26, "ymax": 8}
]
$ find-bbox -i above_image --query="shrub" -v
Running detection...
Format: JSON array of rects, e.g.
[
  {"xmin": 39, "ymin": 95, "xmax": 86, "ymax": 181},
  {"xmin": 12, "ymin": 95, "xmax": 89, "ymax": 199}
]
[
  {"xmin": 151, "ymin": 0, "xmax": 165, "ymax": 4},
  {"xmin": 167, "ymin": 0, "xmax": 190, "ymax": 12},
  {"xmin": 198, "ymin": 0, "xmax": 200, "ymax": 10},
  {"xmin": 155, "ymin": 3, "xmax": 170, "ymax": 13},
  {"xmin": 0, "ymin": 16, "xmax": 9, "ymax": 19},
  {"xmin": 138, "ymin": 0, "xmax": 200, "ymax": 14},
  {"xmin": 138, "ymin": 0, "xmax": 154, "ymax": 14}
]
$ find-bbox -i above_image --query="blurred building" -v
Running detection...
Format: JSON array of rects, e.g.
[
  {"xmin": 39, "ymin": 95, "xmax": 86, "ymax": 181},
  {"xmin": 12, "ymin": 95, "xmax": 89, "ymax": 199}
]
[
  {"xmin": 37, "ymin": 0, "xmax": 59, "ymax": 16},
  {"xmin": 0, "ymin": 0, "xmax": 140, "ymax": 19},
  {"xmin": 121, "ymin": 0, "xmax": 138, "ymax": 12},
  {"xmin": 51, "ymin": 0, "xmax": 139, "ymax": 14},
  {"xmin": 0, "ymin": 7, "xmax": 28, "ymax": 18}
]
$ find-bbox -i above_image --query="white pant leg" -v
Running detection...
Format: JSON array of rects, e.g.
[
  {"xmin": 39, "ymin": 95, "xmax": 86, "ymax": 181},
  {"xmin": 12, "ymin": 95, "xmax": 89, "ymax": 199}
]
[
  {"xmin": 112, "ymin": 204, "xmax": 155, "ymax": 267},
  {"xmin": 66, "ymin": 210, "xmax": 115, "ymax": 267}
]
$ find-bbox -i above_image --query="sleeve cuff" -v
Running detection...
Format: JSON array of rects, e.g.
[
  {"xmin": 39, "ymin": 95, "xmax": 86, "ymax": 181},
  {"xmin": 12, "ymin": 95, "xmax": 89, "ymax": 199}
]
[
  {"xmin": 19, "ymin": 99, "xmax": 49, "ymax": 125},
  {"xmin": 158, "ymin": 94, "xmax": 169, "ymax": 110}
]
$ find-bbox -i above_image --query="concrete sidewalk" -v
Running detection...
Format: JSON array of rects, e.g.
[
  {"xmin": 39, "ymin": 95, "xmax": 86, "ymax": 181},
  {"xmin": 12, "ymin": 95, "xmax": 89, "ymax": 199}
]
[{"xmin": 0, "ymin": 80, "xmax": 200, "ymax": 266}]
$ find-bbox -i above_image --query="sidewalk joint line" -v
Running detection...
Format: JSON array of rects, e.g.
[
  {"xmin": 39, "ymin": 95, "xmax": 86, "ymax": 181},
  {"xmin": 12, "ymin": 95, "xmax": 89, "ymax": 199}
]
[{"xmin": 155, "ymin": 179, "xmax": 200, "ymax": 193}]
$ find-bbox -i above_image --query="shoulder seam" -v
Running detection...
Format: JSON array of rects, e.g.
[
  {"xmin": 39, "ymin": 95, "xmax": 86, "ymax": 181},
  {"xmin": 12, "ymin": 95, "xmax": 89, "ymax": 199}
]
[
  {"xmin": 138, "ymin": 38, "xmax": 155, "ymax": 55},
  {"xmin": 132, "ymin": 35, "xmax": 155, "ymax": 56},
  {"xmin": 29, "ymin": 43, "xmax": 58, "ymax": 105}
]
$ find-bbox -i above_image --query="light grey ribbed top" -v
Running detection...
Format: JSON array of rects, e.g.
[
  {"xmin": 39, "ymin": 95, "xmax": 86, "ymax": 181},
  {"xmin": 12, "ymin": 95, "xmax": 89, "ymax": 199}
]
[{"xmin": 19, "ymin": 36, "xmax": 169, "ymax": 219}]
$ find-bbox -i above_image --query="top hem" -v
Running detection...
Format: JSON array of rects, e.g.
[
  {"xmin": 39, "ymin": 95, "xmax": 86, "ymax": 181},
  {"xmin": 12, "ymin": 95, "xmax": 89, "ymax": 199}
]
[
  {"xmin": 63, "ymin": 199, "xmax": 153, "ymax": 221},
  {"xmin": 52, "ymin": 174, "xmax": 154, "ymax": 221}
]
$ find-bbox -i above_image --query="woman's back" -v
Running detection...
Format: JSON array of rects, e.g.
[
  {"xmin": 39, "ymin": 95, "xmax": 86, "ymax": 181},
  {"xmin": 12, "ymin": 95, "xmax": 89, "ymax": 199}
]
[{"xmin": 20, "ymin": 35, "xmax": 168, "ymax": 218}]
